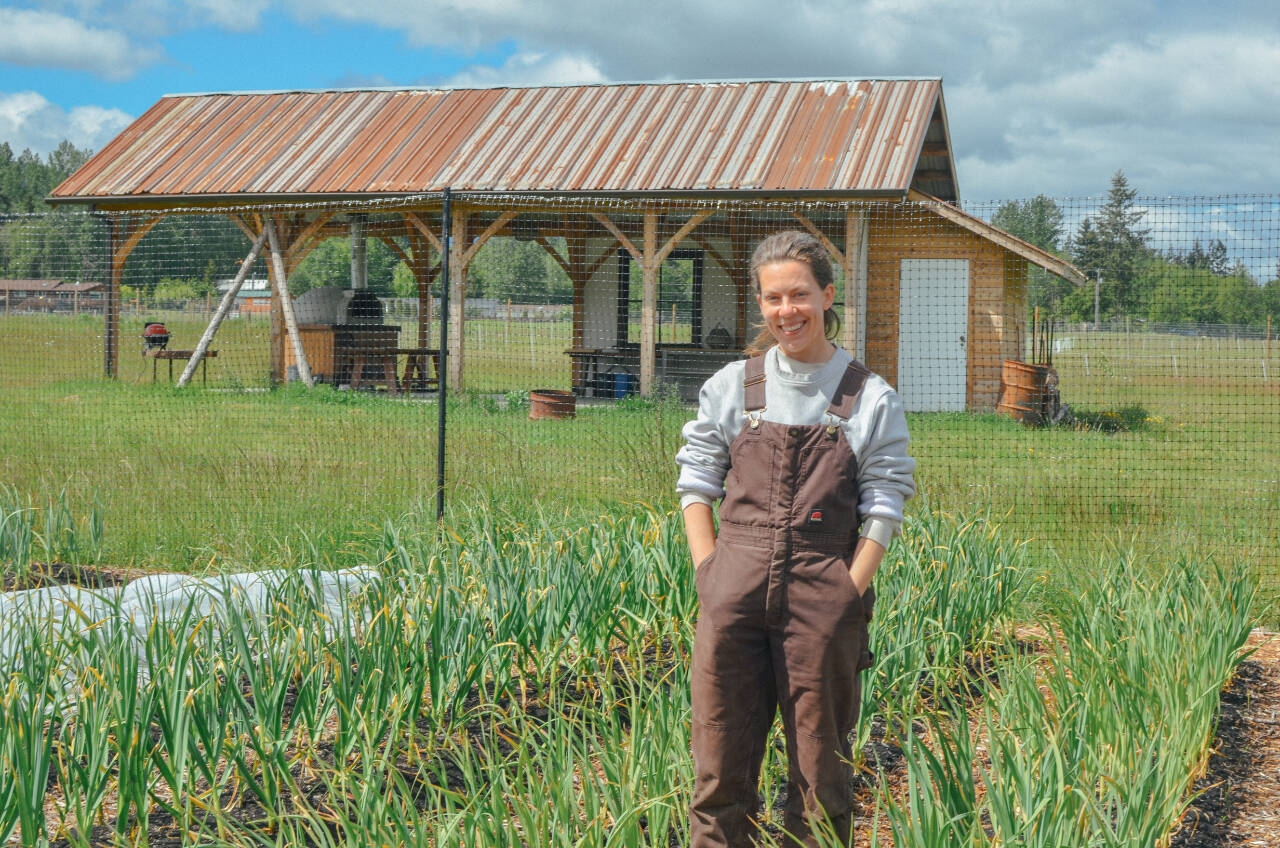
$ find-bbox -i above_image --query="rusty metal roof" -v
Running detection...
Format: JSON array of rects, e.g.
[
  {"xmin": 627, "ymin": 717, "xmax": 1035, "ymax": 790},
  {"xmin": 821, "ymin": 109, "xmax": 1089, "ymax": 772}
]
[
  {"xmin": 51, "ymin": 79, "xmax": 956, "ymax": 205},
  {"xmin": 0, "ymin": 279, "xmax": 63, "ymax": 292}
]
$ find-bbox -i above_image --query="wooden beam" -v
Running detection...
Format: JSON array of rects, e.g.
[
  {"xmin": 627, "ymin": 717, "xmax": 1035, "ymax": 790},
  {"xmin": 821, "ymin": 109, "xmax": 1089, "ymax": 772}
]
[
  {"xmin": 376, "ymin": 234, "xmax": 413, "ymax": 269},
  {"xmin": 691, "ymin": 234, "xmax": 732, "ymax": 277},
  {"xmin": 533, "ymin": 235, "xmax": 572, "ymax": 280},
  {"xmin": 228, "ymin": 214, "xmax": 257, "ymax": 243},
  {"xmin": 461, "ymin": 211, "xmax": 517, "ymax": 267},
  {"xmin": 640, "ymin": 211, "xmax": 658, "ymax": 396},
  {"xmin": 102, "ymin": 214, "xmax": 161, "ymax": 377},
  {"xmin": 403, "ymin": 211, "xmax": 443, "ymax": 253},
  {"xmin": 912, "ymin": 169, "xmax": 954, "ymax": 182},
  {"xmin": 730, "ymin": 212, "xmax": 750, "ymax": 347},
  {"xmin": 920, "ymin": 143, "xmax": 950, "ymax": 157},
  {"xmin": 590, "ymin": 211, "xmax": 642, "ymax": 262},
  {"xmin": 265, "ymin": 219, "xmax": 313, "ymax": 387},
  {"xmin": 110, "ymin": 215, "xmax": 161, "ymax": 274},
  {"xmin": 406, "ymin": 229, "xmax": 439, "ymax": 350},
  {"xmin": 285, "ymin": 237, "xmax": 327, "ymax": 275},
  {"xmin": 178, "ymin": 228, "xmax": 269, "ymax": 387},
  {"xmin": 285, "ymin": 212, "xmax": 335, "ymax": 266},
  {"xmin": 564, "ymin": 216, "xmax": 587, "ymax": 388},
  {"xmin": 655, "ymin": 211, "xmax": 711, "ymax": 265},
  {"xmin": 104, "ymin": 217, "xmax": 121, "ymax": 377},
  {"xmin": 791, "ymin": 212, "xmax": 845, "ymax": 268}
]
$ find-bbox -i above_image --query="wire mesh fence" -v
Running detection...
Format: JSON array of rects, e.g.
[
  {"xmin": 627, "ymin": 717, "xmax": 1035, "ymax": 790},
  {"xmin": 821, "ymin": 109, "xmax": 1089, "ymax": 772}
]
[{"xmin": 0, "ymin": 193, "xmax": 1276, "ymax": 597}]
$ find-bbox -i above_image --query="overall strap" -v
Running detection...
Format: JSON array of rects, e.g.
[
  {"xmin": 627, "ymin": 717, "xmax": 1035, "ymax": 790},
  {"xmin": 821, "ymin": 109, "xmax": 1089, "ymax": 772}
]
[
  {"xmin": 826, "ymin": 359, "xmax": 871, "ymax": 419},
  {"xmin": 742, "ymin": 355, "xmax": 767, "ymax": 412}
]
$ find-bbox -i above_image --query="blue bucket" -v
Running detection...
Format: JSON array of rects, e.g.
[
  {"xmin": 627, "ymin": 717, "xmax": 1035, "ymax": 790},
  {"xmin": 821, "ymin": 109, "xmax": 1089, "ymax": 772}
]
[{"xmin": 613, "ymin": 370, "xmax": 637, "ymax": 398}]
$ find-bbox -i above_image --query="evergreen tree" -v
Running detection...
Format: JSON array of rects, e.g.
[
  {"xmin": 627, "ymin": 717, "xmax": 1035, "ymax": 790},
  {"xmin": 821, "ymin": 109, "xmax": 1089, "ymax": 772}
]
[
  {"xmin": 991, "ymin": 194, "xmax": 1070, "ymax": 314},
  {"xmin": 1070, "ymin": 171, "xmax": 1152, "ymax": 319}
]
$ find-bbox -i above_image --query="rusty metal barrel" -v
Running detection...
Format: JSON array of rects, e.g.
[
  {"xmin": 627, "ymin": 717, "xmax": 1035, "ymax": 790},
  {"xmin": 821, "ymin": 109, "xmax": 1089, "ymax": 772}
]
[
  {"xmin": 529, "ymin": 389, "xmax": 576, "ymax": 420},
  {"xmin": 997, "ymin": 359, "xmax": 1050, "ymax": 425}
]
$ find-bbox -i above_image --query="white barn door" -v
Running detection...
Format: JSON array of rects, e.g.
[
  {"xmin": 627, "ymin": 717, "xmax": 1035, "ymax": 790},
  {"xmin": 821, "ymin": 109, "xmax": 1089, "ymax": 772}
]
[{"xmin": 897, "ymin": 259, "xmax": 969, "ymax": 412}]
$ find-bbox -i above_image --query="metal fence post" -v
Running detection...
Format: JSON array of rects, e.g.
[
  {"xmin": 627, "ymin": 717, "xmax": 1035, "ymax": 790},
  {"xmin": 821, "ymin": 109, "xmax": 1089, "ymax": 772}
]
[{"xmin": 436, "ymin": 188, "xmax": 452, "ymax": 524}]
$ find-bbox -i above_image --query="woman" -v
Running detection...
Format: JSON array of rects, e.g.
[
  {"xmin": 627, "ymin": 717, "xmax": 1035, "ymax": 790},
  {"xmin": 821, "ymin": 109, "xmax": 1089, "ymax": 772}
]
[{"xmin": 676, "ymin": 230, "xmax": 915, "ymax": 847}]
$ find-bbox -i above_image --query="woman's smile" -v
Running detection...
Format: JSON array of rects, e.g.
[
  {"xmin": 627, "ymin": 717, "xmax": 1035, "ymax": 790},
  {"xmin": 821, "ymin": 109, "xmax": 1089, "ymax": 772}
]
[{"xmin": 756, "ymin": 258, "xmax": 836, "ymax": 363}]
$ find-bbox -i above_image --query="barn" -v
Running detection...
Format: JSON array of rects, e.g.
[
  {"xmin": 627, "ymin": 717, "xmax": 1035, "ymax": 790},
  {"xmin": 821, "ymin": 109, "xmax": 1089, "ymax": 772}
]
[{"xmin": 49, "ymin": 78, "xmax": 1083, "ymax": 410}]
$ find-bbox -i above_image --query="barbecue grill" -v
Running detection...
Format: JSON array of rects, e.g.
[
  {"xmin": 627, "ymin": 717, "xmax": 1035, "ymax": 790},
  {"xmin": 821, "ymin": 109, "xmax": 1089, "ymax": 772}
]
[{"xmin": 142, "ymin": 322, "xmax": 170, "ymax": 352}]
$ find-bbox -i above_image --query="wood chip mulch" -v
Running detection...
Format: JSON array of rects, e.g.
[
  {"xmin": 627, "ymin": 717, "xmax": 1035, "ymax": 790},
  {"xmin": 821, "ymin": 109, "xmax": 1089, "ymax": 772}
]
[{"xmin": 1171, "ymin": 628, "xmax": 1280, "ymax": 848}]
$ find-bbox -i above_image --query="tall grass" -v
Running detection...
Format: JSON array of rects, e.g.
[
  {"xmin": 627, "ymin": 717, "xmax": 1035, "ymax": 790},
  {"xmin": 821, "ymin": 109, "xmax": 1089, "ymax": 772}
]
[
  {"xmin": 0, "ymin": 502, "xmax": 1255, "ymax": 846},
  {"xmin": 875, "ymin": 555, "xmax": 1257, "ymax": 848}
]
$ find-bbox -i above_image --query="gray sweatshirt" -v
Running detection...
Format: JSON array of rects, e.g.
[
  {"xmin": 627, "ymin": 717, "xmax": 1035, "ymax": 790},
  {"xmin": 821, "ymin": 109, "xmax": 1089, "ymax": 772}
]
[{"xmin": 675, "ymin": 345, "xmax": 916, "ymax": 548}]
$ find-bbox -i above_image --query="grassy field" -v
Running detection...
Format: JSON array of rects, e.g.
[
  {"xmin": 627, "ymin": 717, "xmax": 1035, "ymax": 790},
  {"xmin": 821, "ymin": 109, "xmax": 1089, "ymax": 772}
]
[
  {"xmin": 0, "ymin": 313, "xmax": 1271, "ymax": 844},
  {"xmin": 1, "ymin": 314, "xmax": 1277, "ymax": 623}
]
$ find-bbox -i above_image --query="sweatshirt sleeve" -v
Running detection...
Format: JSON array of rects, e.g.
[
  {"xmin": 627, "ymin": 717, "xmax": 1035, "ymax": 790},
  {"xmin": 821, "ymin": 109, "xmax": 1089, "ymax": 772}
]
[
  {"xmin": 675, "ymin": 372, "xmax": 733, "ymax": 504},
  {"xmin": 855, "ymin": 384, "xmax": 916, "ymax": 538}
]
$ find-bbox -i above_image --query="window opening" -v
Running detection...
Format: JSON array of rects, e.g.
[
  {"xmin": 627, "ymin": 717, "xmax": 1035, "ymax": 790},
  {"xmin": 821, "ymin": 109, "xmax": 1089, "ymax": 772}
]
[{"xmin": 616, "ymin": 249, "xmax": 704, "ymax": 346}]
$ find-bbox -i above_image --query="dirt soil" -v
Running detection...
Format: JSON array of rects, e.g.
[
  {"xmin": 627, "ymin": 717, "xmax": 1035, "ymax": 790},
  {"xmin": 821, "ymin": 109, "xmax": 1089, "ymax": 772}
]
[{"xmin": 1170, "ymin": 628, "xmax": 1280, "ymax": 848}]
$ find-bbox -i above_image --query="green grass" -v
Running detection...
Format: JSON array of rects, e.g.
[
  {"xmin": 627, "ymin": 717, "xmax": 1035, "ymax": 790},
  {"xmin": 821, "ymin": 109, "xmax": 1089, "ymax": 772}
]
[{"xmin": 0, "ymin": 314, "xmax": 1276, "ymax": 623}]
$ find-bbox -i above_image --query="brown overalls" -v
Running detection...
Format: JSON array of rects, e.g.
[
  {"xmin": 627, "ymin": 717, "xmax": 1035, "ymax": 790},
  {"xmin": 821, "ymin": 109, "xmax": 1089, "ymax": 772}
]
[{"xmin": 690, "ymin": 355, "xmax": 876, "ymax": 847}]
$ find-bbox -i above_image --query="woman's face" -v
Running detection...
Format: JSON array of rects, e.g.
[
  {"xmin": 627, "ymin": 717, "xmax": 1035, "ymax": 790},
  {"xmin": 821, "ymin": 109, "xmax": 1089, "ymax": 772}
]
[{"xmin": 756, "ymin": 259, "xmax": 836, "ymax": 363}]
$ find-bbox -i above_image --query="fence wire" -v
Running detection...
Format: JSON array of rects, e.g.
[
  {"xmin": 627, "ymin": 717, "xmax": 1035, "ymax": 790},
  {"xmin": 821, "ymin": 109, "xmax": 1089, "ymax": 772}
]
[{"xmin": 0, "ymin": 193, "xmax": 1276, "ymax": 593}]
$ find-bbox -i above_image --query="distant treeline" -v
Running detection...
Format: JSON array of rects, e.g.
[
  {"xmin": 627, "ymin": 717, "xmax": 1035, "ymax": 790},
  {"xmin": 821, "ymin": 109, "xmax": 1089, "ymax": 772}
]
[
  {"xmin": 3, "ymin": 144, "xmax": 1277, "ymax": 323},
  {"xmin": 990, "ymin": 172, "xmax": 1280, "ymax": 327}
]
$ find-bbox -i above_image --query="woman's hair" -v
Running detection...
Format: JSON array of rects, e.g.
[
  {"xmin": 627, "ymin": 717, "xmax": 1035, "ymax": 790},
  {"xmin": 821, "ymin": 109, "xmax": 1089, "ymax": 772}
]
[{"xmin": 745, "ymin": 230, "xmax": 841, "ymax": 355}]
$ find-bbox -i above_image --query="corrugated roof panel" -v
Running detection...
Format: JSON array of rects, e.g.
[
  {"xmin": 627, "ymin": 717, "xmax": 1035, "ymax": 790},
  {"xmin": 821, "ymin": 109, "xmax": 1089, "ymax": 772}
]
[
  {"xmin": 742, "ymin": 83, "xmax": 806, "ymax": 189},
  {"xmin": 715, "ymin": 82, "xmax": 781, "ymax": 188},
  {"xmin": 375, "ymin": 90, "xmax": 475, "ymax": 190},
  {"xmin": 51, "ymin": 78, "xmax": 954, "ymax": 201},
  {"xmin": 182, "ymin": 94, "xmax": 309, "ymax": 194},
  {"xmin": 577, "ymin": 85, "xmax": 655, "ymax": 189},
  {"xmin": 540, "ymin": 86, "xmax": 615, "ymax": 188}
]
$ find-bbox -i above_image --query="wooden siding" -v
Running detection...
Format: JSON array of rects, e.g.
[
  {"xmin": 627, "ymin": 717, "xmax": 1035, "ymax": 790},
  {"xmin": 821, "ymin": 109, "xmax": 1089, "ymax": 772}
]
[{"xmin": 865, "ymin": 205, "xmax": 1012, "ymax": 409}]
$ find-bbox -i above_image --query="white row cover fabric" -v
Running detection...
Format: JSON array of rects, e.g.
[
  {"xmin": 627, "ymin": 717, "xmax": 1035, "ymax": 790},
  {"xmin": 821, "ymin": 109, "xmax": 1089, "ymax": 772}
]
[{"xmin": 0, "ymin": 566, "xmax": 383, "ymax": 674}]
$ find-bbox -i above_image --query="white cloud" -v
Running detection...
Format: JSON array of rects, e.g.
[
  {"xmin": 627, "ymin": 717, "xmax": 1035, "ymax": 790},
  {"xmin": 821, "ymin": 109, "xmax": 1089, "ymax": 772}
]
[
  {"xmin": 0, "ymin": 90, "xmax": 133, "ymax": 154},
  {"xmin": 30, "ymin": 0, "xmax": 269, "ymax": 36},
  {"xmin": 7, "ymin": 0, "xmax": 1280, "ymax": 197},
  {"xmin": 950, "ymin": 31, "xmax": 1280, "ymax": 199},
  {"xmin": 437, "ymin": 51, "xmax": 606, "ymax": 88},
  {"xmin": 0, "ymin": 7, "xmax": 164, "ymax": 80}
]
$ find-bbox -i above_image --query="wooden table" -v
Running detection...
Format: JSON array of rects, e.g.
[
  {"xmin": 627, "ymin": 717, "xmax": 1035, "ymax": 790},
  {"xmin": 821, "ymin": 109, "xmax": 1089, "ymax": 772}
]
[
  {"xmin": 146, "ymin": 349, "xmax": 217, "ymax": 384},
  {"xmin": 396, "ymin": 348, "xmax": 440, "ymax": 392}
]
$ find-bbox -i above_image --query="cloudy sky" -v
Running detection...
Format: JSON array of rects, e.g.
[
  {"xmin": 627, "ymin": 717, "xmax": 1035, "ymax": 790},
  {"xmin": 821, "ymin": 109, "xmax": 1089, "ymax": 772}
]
[{"xmin": 0, "ymin": 0, "xmax": 1277, "ymax": 201}]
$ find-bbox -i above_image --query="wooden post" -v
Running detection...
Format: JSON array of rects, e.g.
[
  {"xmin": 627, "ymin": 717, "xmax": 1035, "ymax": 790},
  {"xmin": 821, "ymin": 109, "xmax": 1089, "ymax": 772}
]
[
  {"xmin": 5, "ymin": 289, "xmax": 10, "ymax": 316},
  {"xmin": 843, "ymin": 209, "xmax": 868, "ymax": 359},
  {"xmin": 178, "ymin": 228, "xmax": 269, "ymax": 387},
  {"xmin": 1267, "ymin": 314, "xmax": 1272, "ymax": 361},
  {"xmin": 104, "ymin": 217, "xmax": 121, "ymax": 377},
  {"xmin": 268, "ymin": 222, "xmax": 285, "ymax": 385},
  {"xmin": 73, "ymin": 290, "xmax": 79, "ymax": 317},
  {"xmin": 447, "ymin": 210, "xmax": 469, "ymax": 391},
  {"xmin": 446, "ymin": 209, "xmax": 515, "ymax": 392},
  {"xmin": 402, "ymin": 211, "xmax": 442, "ymax": 352},
  {"xmin": 730, "ymin": 213, "xmax": 749, "ymax": 346},
  {"xmin": 640, "ymin": 211, "xmax": 658, "ymax": 396},
  {"xmin": 350, "ymin": 215, "xmax": 368, "ymax": 289},
  {"xmin": 566, "ymin": 216, "xmax": 588, "ymax": 390},
  {"xmin": 265, "ymin": 219, "xmax": 313, "ymax": 387}
]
